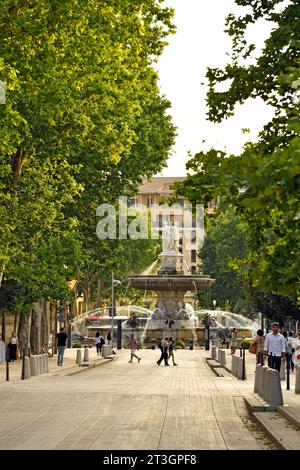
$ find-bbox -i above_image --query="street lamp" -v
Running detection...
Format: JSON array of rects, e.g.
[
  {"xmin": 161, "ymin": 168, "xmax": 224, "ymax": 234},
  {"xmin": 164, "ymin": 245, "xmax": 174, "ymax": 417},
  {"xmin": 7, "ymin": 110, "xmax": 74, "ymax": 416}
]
[
  {"xmin": 204, "ymin": 312, "xmax": 213, "ymax": 351},
  {"xmin": 111, "ymin": 271, "xmax": 121, "ymax": 351}
]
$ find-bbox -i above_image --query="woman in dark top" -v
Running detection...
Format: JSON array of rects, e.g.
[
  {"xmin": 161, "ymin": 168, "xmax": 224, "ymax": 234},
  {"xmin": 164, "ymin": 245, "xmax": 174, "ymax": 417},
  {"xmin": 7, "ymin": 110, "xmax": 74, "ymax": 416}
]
[
  {"xmin": 8, "ymin": 331, "xmax": 18, "ymax": 363},
  {"xmin": 168, "ymin": 337, "xmax": 178, "ymax": 366}
]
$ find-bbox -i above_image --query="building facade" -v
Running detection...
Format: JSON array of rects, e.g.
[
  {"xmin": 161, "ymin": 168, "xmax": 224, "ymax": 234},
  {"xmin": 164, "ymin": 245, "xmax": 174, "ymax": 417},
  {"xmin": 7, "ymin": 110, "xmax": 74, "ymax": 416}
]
[{"xmin": 130, "ymin": 177, "xmax": 202, "ymax": 274}]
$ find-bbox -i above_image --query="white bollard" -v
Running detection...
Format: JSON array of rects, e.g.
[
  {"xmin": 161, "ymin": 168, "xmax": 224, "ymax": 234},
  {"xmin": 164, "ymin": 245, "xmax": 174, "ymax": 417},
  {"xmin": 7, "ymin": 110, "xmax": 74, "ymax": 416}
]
[
  {"xmin": 36, "ymin": 355, "xmax": 40, "ymax": 375},
  {"xmin": 102, "ymin": 344, "xmax": 112, "ymax": 358},
  {"xmin": 22, "ymin": 356, "xmax": 31, "ymax": 380},
  {"xmin": 231, "ymin": 355, "xmax": 238, "ymax": 377},
  {"xmin": 41, "ymin": 354, "xmax": 45, "ymax": 374},
  {"xmin": 280, "ymin": 360, "xmax": 286, "ymax": 381},
  {"xmin": 267, "ymin": 368, "xmax": 283, "ymax": 406},
  {"xmin": 295, "ymin": 365, "xmax": 300, "ymax": 394},
  {"xmin": 217, "ymin": 349, "xmax": 221, "ymax": 363},
  {"xmin": 83, "ymin": 347, "xmax": 89, "ymax": 362},
  {"xmin": 260, "ymin": 366, "xmax": 269, "ymax": 401},
  {"xmin": 30, "ymin": 355, "xmax": 37, "ymax": 377},
  {"xmin": 45, "ymin": 353, "xmax": 49, "ymax": 373},
  {"xmin": 76, "ymin": 349, "xmax": 82, "ymax": 364},
  {"xmin": 254, "ymin": 364, "xmax": 262, "ymax": 393},
  {"xmin": 219, "ymin": 349, "xmax": 226, "ymax": 366},
  {"xmin": 211, "ymin": 346, "xmax": 216, "ymax": 360}
]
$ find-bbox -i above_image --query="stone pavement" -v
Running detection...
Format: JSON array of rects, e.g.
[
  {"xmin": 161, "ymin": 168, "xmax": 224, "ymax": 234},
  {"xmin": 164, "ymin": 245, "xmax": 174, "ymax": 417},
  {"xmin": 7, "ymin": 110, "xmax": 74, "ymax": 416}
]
[{"xmin": 0, "ymin": 348, "xmax": 298, "ymax": 450}]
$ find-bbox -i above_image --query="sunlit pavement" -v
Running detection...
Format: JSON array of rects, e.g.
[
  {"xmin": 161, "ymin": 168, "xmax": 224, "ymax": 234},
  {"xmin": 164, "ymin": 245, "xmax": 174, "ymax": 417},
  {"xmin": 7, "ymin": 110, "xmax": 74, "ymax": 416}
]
[{"xmin": 0, "ymin": 348, "xmax": 297, "ymax": 450}]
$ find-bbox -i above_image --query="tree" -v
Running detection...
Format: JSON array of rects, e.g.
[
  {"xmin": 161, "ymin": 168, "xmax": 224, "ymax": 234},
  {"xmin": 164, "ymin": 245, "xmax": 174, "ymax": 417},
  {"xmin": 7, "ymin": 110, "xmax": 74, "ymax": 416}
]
[
  {"xmin": 176, "ymin": 1, "xmax": 300, "ymax": 299},
  {"xmin": 0, "ymin": 1, "xmax": 176, "ymax": 347},
  {"xmin": 197, "ymin": 207, "xmax": 250, "ymax": 312}
]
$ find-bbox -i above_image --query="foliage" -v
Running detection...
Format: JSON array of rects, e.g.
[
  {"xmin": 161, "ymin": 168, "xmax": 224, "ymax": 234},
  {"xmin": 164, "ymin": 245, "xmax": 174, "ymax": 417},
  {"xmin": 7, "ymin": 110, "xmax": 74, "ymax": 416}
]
[
  {"xmin": 72, "ymin": 342, "xmax": 81, "ymax": 349},
  {"xmin": 0, "ymin": 1, "xmax": 176, "ymax": 321},
  {"xmin": 174, "ymin": 340, "xmax": 185, "ymax": 350},
  {"xmin": 197, "ymin": 207, "xmax": 250, "ymax": 312},
  {"xmin": 176, "ymin": 0, "xmax": 300, "ymax": 300},
  {"xmin": 240, "ymin": 339, "xmax": 250, "ymax": 349}
]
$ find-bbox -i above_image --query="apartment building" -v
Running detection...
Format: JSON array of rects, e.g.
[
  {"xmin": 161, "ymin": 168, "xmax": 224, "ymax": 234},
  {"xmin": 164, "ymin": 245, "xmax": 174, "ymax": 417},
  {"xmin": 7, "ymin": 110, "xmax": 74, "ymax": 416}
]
[{"xmin": 130, "ymin": 176, "xmax": 203, "ymax": 274}]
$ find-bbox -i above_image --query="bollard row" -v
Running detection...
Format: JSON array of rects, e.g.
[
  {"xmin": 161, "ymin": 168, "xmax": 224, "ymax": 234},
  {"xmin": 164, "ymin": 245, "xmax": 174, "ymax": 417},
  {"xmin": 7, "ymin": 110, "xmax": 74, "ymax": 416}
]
[
  {"xmin": 23, "ymin": 354, "xmax": 49, "ymax": 380},
  {"xmin": 212, "ymin": 347, "xmax": 226, "ymax": 366},
  {"xmin": 254, "ymin": 364, "xmax": 283, "ymax": 406}
]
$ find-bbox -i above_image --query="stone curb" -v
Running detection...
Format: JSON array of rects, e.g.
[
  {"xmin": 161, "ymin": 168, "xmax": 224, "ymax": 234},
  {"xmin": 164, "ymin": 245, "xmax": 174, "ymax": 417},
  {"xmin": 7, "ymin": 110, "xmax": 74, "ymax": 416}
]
[
  {"xmin": 243, "ymin": 396, "xmax": 277, "ymax": 413},
  {"xmin": 277, "ymin": 406, "xmax": 300, "ymax": 431},
  {"xmin": 251, "ymin": 412, "xmax": 285, "ymax": 450},
  {"xmin": 206, "ymin": 358, "xmax": 225, "ymax": 377},
  {"xmin": 49, "ymin": 356, "xmax": 114, "ymax": 377}
]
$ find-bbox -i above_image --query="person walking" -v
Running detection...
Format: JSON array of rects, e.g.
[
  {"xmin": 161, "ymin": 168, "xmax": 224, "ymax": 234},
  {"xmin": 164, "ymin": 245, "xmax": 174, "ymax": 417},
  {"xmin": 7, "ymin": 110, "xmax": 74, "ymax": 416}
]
[
  {"xmin": 263, "ymin": 322, "xmax": 286, "ymax": 372},
  {"xmin": 254, "ymin": 329, "xmax": 265, "ymax": 365},
  {"xmin": 128, "ymin": 333, "xmax": 141, "ymax": 363},
  {"xmin": 106, "ymin": 330, "xmax": 112, "ymax": 346},
  {"xmin": 55, "ymin": 327, "xmax": 68, "ymax": 366},
  {"xmin": 291, "ymin": 329, "xmax": 300, "ymax": 367},
  {"xmin": 168, "ymin": 337, "xmax": 178, "ymax": 366},
  {"xmin": 95, "ymin": 332, "xmax": 102, "ymax": 356},
  {"xmin": 8, "ymin": 331, "xmax": 18, "ymax": 363},
  {"xmin": 229, "ymin": 328, "xmax": 238, "ymax": 355},
  {"xmin": 288, "ymin": 331, "xmax": 295, "ymax": 372},
  {"xmin": 157, "ymin": 337, "xmax": 169, "ymax": 366}
]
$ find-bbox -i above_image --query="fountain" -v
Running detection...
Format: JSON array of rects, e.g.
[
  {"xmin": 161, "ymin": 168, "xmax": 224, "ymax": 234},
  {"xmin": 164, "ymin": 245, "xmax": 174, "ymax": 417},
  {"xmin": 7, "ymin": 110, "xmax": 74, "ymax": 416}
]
[
  {"xmin": 72, "ymin": 223, "xmax": 258, "ymax": 347},
  {"xmin": 127, "ymin": 221, "xmax": 215, "ymax": 345}
]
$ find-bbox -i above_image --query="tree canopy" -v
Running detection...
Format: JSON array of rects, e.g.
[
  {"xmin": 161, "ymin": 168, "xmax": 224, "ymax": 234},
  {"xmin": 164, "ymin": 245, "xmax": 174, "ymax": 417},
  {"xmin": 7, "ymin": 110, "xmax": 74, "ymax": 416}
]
[
  {"xmin": 0, "ymin": 1, "xmax": 176, "ymax": 311},
  {"xmin": 177, "ymin": 1, "xmax": 300, "ymax": 300}
]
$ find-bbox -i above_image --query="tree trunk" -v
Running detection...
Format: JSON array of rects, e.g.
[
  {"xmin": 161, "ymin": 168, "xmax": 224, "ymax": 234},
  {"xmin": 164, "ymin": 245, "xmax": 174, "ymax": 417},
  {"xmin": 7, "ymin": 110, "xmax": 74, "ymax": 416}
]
[
  {"xmin": 13, "ymin": 312, "xmax": 18, "ymax": 332},
  {"xmin": 96, "ymin": 278, "xmax": 105, "ymax": 308},
  {"xmin": 17, "ymin": 312, "xmax": 31, "ymax": 355},
  {"xmin": 84, "ymin": 271, "xmax": 91, "ymax": 313},
  {"xmin": 40, "ymin": 300, "xmax": 50, "ymax": 353},
  {"xmin": 1, "ymin": 312, "xmax": 6, "ymax": 342},
  {"xmin": 49, "ymin": 301, "xmax": 56, "ymax": 355},
  {"xmin": 0, "ymin": 268, "xmax": 4, "ymax": 289},
  {"xmin": 30, "ymin": 300, "xmax": 44, "ymax": 354}
]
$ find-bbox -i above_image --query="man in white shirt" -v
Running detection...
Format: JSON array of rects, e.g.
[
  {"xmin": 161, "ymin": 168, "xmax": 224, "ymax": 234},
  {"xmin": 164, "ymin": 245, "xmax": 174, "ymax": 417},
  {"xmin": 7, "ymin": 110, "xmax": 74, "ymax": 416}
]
[{"xmin": 264, "ymin": 322, "xmax": 286, "ymax": 372}]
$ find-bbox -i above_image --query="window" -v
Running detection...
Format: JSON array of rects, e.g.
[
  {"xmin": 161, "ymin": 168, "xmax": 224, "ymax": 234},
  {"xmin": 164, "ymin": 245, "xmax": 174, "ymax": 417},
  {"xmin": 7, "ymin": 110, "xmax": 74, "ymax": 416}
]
[
  {"xmin": 191, "ymin": 250, "xmax": 197, "ymax": 263},
  {"xmin": 128, "ymin": 198, "xmax": 138, "ymax": 207}
]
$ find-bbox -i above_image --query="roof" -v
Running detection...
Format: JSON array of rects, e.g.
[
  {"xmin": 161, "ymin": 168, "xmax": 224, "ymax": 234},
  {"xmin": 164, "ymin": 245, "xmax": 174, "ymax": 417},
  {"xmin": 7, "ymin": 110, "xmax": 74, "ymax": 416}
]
[{"xmin": 138, "ymin": 176, "xmax": 186, "ymax": 195}]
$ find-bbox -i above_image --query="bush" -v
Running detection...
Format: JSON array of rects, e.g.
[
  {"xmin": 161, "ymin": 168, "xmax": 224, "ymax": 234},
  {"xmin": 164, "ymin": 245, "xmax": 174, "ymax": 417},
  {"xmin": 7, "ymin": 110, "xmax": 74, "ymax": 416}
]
[
  {"xmin": 240, "ymin": 339, "xmax": 250, "ymax": 349},
  {"xmin": 72, "ymin": 342, "xmax": 81, "ymax": 348},
  {"xmin": 175, "ymin": 340, "xmax": 185, "ymax": 350}
]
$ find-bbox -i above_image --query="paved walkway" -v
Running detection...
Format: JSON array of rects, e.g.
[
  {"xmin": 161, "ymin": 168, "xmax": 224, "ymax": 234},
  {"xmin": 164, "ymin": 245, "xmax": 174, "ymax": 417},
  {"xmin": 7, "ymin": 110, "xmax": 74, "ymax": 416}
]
[{"xmin": 0, "ymin": 348, "xmax": 298, "ymax": 450}]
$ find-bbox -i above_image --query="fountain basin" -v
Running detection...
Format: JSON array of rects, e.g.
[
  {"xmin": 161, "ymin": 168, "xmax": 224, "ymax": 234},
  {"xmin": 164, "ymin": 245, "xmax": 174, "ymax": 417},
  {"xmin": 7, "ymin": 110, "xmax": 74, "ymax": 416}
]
[{"xmin": 128, "ymin": 275, "xmax": 214, "ymax": 292}]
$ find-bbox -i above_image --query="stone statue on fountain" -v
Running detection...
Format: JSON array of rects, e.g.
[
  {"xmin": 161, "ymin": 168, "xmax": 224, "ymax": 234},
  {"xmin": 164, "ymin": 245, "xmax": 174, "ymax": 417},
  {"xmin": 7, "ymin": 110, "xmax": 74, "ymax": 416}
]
[{"xmin": 162, "ymin": 221, "xmax": 181, "ymax": 254}]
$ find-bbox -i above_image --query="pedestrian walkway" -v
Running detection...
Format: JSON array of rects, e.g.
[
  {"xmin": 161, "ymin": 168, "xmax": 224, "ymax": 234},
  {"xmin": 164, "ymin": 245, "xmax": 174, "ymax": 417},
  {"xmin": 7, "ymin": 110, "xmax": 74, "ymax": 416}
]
[{"xmin": 0, "ymin": 348, "xmax": 287, "ymax": 450}]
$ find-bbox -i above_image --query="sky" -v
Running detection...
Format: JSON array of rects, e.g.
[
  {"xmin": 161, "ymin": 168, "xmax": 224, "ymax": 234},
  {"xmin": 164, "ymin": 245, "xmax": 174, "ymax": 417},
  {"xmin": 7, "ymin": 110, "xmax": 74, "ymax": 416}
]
[{"xmin": 156, "ymin": 0, "xmax": 276, "ymax": 177}]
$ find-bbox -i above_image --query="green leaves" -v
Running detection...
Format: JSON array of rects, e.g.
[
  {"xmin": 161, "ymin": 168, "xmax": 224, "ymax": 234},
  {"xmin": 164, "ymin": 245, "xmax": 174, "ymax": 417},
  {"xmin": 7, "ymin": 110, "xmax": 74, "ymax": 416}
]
[
  {"xmin": 176, "ymin": 3, "xmax": 300, "ymax": 300},
  {"xmin": 0, "ymin": 1, "xmax": 176, "ymax": 310}
]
